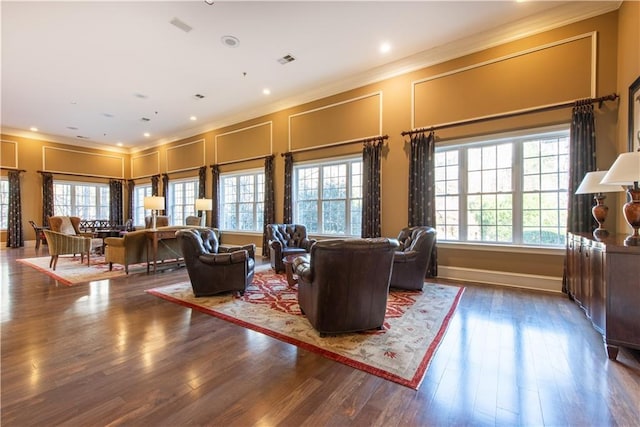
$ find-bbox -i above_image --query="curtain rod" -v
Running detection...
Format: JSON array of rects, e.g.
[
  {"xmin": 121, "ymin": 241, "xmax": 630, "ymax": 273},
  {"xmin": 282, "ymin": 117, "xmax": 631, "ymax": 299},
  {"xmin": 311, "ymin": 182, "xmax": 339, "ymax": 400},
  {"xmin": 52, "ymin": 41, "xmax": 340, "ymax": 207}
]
[
  {"xmin": 211, "ymin": 154, "xmax": 272, "ymax": 167},
  {"xmin": 37, "ymin": 170, "xmax": 124, "ymax": 181},
  {"xmin": 281, "ymin": 135, "xmax": 388, "ymax": 156},
  {"xmin": 401, "ymin": 93, "xmax": 619, "ymax": 137},
  {"xmin": 0, "ymin": 167, "xmax": 26, "ymax": 173}
]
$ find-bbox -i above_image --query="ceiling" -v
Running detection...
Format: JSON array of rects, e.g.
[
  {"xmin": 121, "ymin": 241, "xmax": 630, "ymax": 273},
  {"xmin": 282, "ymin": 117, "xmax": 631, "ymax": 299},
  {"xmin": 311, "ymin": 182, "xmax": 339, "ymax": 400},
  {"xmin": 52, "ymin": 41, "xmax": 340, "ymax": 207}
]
[{"xmin": 1, "ymin": 1, "xmax": 620, "ymax": 153}]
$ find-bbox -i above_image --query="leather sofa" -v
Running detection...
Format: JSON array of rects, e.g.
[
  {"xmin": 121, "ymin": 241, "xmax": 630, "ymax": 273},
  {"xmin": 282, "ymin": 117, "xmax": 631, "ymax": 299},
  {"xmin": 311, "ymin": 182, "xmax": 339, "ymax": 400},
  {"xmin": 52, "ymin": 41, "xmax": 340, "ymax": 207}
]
[
  {"xmin": 266, "ymin": 223, "xmax": 316, "ymax": 273},
  {"xmin": 294, "ymin": 237, "xmax": 399, "ymax": 337},
  {"xmin": 390, "ymin": 226, "xmax": 437, "ymax": 290},
  {"xmin": 176, "ymin": 228, "xmax": 255, "ymax": 297},
  {"xmin": 104, "ymin": 226, "xmax": 215, "ymax": 274}
]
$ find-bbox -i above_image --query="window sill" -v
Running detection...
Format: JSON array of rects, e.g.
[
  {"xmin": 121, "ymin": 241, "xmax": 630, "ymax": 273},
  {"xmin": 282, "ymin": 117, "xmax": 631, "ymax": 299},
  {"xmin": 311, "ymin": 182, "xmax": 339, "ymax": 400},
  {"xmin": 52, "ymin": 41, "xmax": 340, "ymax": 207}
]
[{"xmin": 437, "ymin": 241, "xmax": 565, "ymax": 256}]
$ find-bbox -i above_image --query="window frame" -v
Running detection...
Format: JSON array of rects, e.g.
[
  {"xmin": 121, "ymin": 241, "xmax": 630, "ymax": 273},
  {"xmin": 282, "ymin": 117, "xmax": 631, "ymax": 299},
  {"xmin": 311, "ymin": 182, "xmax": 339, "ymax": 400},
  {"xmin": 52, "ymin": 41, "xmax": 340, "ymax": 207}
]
[
  {"xmin": 292, "ymin": 155, "xmax": 363, "ymax": 237},
  {"xmin": 53, "ymin": 180, "xmax": 110, "ymax": 219},
  {"xmin": 168, "ymin": 177, "xmax": 199, "ymax": 227},
  {"xmin": 133, "ymin": 184, "xmax": 153, "ymax": 228},
  {"xmin": 219, "ymin": 168, "xmax": 265, "ymax": 233},
  {"xmin": 434, "ymin": 125, "xmax": 570, "ymax": 249},
  {"xmin": 0, "ymin": 177, "xmax": 8, "ymax": 230}
]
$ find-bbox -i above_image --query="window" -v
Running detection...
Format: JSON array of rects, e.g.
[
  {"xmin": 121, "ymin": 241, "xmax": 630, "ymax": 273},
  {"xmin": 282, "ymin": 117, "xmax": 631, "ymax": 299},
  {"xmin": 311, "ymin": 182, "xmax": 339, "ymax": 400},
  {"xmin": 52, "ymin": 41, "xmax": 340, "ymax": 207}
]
[
  {"xmin": 53, "ymin": 181, "xmax": 110, "ymax": 219},
  {"xmin": 0, "ymin": 178, "xmax": 8, "ymax": 229},
  {"xmin": 220, "ymin": 170, "xmax": 264, "ymax": 232},
  {"xmin": 133, "ymin": 184, "xmax": 152, "ymax": 226},
  {"xmin": 435, "ymin": 127, "xmax": 569, "ymax": 247},
  {"xmin": 169, "ymin": 179, "xmax": 199, "ymax": 226},
  {"xmin": 293, "ymin": 157, "xmax": 362, "ymax": 236}
]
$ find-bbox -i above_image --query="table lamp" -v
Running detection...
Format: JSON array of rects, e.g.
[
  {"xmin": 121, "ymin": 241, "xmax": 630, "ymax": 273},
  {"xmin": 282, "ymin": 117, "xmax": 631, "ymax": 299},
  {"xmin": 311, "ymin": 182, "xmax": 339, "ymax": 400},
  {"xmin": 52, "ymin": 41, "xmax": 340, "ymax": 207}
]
[
  {"xmin": 575, "ymin": 170, "xmax": 620, "ymax": 239},
  {"xmin": 600, "ymin": 151, "xmax": 640, "ymax": 245},
  {"xmin": 195, "ymin": 198, "xmax": 213, "ymax": 227},
  {"xmin": 144, "ymin": 196, "xmax": 165, "ymax": 230}
]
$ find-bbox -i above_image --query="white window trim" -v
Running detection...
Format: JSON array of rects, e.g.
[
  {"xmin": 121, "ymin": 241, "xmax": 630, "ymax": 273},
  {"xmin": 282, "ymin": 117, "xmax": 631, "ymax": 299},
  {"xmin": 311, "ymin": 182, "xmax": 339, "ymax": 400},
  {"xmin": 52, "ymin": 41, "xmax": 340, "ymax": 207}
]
[{"xmin": 219, "ymin": 168, "xmax": 265, "ymax": 233}]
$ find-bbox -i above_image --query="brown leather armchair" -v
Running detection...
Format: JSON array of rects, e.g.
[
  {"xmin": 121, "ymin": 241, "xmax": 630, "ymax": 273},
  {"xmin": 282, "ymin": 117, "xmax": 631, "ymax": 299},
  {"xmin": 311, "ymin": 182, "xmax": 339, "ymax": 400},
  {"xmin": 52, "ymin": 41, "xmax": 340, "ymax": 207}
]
[
  {"xmin": 267, "ymin": 223, "xmax": 316, "ymax": 273},
  {"xmin": 294, "ymin": 237, "xmax": 399, "ymax": 337},
  {"xmin": 176, "ymin": 228, "xmax": 255, "ymax": 297},
  {"xmin": 389, "ymin": 226, "xmax": 437, "ymax": 290}
]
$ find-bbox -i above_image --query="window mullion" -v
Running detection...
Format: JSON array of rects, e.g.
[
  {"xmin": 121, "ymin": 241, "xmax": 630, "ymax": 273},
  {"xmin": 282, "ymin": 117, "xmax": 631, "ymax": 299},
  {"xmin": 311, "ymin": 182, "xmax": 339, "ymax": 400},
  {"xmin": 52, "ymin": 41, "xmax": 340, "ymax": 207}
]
[{"xmin": 513, "ymin": 141, "xmax": 523, "ymax": 244}]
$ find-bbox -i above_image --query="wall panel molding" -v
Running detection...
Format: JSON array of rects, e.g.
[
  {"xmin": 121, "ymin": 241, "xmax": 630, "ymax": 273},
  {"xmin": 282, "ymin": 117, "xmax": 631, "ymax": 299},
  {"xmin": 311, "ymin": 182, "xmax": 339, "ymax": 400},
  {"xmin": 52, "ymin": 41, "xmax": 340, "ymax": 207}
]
[
  {"xmin": 166, "ymin": 139, "xmax": 206, "ymax": 173},
  {"xmin": 42, "ymin": 146, "xmax": 124, "ymax": 178},
  {"xmin": 1, "ymin": 140, "xmax": 18, "ymax": 169},
  {"xmin": 215, "ymin": 121, "xmax": 272, "ymax": 164},
  {"xmin": 289, "ymin": 92, "xmax": 382, "ymax": 152},
  {"xmin": 131, "ymin": 151, "xmax": 161, "ymax": 179}
]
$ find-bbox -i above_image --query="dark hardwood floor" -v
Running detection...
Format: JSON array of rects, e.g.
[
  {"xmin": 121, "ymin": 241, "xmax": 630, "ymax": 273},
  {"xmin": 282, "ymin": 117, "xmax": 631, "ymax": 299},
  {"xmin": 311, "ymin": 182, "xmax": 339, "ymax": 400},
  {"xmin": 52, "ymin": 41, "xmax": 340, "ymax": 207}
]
[{"xmin": 2, "ymin": 245, "xmax": 639, "ymax": 426}]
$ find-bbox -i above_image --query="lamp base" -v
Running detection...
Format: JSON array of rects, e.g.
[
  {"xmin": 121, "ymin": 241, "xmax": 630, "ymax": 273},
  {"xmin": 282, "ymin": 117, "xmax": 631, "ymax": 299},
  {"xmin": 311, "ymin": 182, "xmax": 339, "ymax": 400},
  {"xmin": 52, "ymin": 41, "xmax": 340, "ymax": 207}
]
[{"xmin": 622, "ymin": 188, "xmax": 640, "ymax": 246}]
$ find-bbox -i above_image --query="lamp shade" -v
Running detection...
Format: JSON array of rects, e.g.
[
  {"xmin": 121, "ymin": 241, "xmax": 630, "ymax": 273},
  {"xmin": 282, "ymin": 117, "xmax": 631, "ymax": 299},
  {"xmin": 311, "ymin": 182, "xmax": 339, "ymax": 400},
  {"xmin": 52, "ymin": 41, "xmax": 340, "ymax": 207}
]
[
  {"xmin": 575, "ymin": 171, "xmax": 620, "ymax": 194},
  {"xmin": 600, "ymin": 151, "xmax": 640, "ymax": 186},
  {"xmin": 144, "ymin": 196, "xmax": 165, "ymax": 210},
  {"xmin": 195, "ymin": 198, "xmax": 212, "ymax": 211}
]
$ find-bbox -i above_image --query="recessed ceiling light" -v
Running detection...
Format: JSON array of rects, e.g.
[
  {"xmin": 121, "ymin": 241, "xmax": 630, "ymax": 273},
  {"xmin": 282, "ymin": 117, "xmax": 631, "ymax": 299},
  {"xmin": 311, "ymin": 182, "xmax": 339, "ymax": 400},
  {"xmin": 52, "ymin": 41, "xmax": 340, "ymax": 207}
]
[
  {"xmin": 144, "ymin": 132, "xmax": 150, "ymax": 138},
  {"xmin": 190, "ymin": 116, "xmax": 197, "ymax": 121},
  {"xmin": 380, "ymin": 42, "xmax": 391, "ymax": 54},
  {"xmin": 262, "ymin": 88, "xmax": 271, "ymax": 95},
  {"xmin": 116, "ymin": 142, "xmax": 123, "ymax": 147},
  {"xmin": 221, "ymin": 35, "xmax": 240, "ymax": 48},
  {"xmin": 29, "ymin": 127, "xmax": 38, "ymax": 132}
]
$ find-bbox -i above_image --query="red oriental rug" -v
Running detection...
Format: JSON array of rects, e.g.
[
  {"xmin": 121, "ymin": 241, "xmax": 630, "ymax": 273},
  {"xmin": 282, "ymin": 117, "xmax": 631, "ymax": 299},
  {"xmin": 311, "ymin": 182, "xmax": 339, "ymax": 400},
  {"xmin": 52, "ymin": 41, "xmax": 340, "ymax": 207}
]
[{"xmin": 146, "ymin": 270, "xmax": 463, "ymax": 389}]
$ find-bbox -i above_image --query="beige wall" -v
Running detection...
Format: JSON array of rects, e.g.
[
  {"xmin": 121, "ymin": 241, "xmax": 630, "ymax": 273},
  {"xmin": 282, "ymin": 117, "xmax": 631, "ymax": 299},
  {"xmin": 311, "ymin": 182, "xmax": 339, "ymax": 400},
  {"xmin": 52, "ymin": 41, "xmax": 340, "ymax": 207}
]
[{"xmin": 4, "ymin": 8, "xmax": 638, "ymax": 284}]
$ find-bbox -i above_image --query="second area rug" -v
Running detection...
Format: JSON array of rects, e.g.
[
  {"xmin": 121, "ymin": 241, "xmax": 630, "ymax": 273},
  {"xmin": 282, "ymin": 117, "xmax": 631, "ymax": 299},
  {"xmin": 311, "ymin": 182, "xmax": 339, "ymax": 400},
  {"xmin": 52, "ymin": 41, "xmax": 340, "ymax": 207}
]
[{"xmin": 146, "ymin": 270, "xmax": 464, "ymax": 389}]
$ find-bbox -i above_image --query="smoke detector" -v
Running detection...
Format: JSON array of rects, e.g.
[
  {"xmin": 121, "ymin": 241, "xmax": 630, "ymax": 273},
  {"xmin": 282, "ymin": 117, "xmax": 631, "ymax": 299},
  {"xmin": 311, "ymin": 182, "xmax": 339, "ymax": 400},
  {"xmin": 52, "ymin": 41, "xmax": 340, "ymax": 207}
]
[{"xmin": 221, "ymin": 35, "xmax": 240, "ymax": 48}]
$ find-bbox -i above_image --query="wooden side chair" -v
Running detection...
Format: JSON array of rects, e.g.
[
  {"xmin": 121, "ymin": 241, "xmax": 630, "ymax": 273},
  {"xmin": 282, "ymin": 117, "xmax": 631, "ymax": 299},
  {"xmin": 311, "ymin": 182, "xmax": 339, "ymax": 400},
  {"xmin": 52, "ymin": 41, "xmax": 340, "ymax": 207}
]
[{"xmin": 29, "ymin": 220, "xmax": 49, "ymax": 249}]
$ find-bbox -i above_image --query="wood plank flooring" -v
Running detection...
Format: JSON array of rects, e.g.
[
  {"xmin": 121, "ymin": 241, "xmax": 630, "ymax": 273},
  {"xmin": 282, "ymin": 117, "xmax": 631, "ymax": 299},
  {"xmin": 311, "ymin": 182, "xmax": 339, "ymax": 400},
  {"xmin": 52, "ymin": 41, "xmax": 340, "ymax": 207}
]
[{"xmin": 2, "ymin": 245, "xmax": 639, "ymax": 426}]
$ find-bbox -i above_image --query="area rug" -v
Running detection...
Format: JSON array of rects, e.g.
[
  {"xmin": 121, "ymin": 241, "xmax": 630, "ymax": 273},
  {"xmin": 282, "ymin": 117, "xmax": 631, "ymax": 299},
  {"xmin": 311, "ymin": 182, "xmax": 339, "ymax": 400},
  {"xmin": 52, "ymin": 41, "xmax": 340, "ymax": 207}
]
[
  {"xmin": 17, "ymin": 255, "xmax": 147, "ymax": 285},
  {"xmin": 146, "ymin": 271, "xmax": 464, "ymax": 389}
]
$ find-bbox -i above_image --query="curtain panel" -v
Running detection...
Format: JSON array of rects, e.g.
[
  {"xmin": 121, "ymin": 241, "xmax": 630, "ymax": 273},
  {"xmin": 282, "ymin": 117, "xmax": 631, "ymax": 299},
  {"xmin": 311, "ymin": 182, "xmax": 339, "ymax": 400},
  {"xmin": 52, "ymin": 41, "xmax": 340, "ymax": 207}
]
[
  {"xmin": 126, "ymin": 180, "xmax": 135, "ymax": 222},
  {"xmin": 161, "ymin": 173, "xmax": 169, "ymax": 213},
  {"xmin": 109, "ymin": 179, "xmax": 124, "ymax": 225},
  {"xmin": 408, "ymin": 131, "xmax": 438, "ymax": 277},
  {"xmin": 42, "ymin": 172, "xmax": 54, "ymax": 226},
  {"xmin": 198, "ymin": 166, "xmax": 206, "ymax": 199},
  {"xmin": 361, "ymin": 140, "xmax": 383, "ymax": 238},
  {"xmin": 210, "ymin": 165, "xmax": 220, "ymax": 228},
  {"xmin": 283, "ymin": 152, "xmax": 293, "ymax": 224},
  {"xmin": 262, "ymin": 155, "xmax": 276, "ymax": 257},
  {"xmin": 562, "ymin": 101, "xmax": 597, "ymax": 293},
  {"xmin": 6, "ymin": 170, "xmax": 24, "ymax": 248},
  {"xmin": 151, "ymin": 175, "xmax": 160, "ymax": 197}
]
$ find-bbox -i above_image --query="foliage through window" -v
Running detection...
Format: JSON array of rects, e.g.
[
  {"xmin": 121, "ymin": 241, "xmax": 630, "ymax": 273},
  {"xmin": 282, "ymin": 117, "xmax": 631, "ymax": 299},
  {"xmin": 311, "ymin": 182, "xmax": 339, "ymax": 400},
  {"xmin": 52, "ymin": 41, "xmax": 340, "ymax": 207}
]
[
  {"xmin": 53, "ymin": 181, "xmax": 110, "ymax": 219},
  {"xmin": 169, "ymin": 179, "xmax": 199, "ymax": 226},
  {"xmin": 133, "ymin": 184, "xmax": 152, "ymax": 227},
  {"xmin": 293, "ymin": 157, "xmax": 362, "ymax": 236},
  {"xmin": 435, "ymin": 127, "xmax": 569, "ymax": 247},
  {"xmin": 220, "ymin": 170, "xmax": 265, "ymax": 232}
]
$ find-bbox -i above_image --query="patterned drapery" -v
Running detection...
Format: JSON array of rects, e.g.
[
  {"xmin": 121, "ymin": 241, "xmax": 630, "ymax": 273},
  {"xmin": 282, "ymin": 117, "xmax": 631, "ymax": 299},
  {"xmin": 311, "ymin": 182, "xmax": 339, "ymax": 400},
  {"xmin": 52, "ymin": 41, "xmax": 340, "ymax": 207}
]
[
  {"xmin": 562, "ymin": 100, "xmax": 597, "ymax": 293},
  {"xmin": 567, "ymin": 101, "xmax": 597, "ymax": 233},
  {"xmin": 161, "ymin": 173, "xmax": 169, "ymax": 213},
  {"xmin": 42, "ymin": 172, "xmax": 54, "ymax": 226},
  {"xmin": 109, "ymin": 179, "xmax": 124, "ymax": 225},
  {"xmin": 283, "ymin": 152, "xmax": 293, "ymax": 224},
  {"xmin": 408, "ymin": 131, "xmax": 438, "ymax": 277},
  {"xmin": 361, "ymin": 139, "xmax": 383, "ymax": 238},
  {"xmin": 262, "ymin": 155, "xmax": 276, "ymax": 257},
  {"xmin": 127, "ymin": 179, "xmax": 135, "ymax": 222},
  {"xmin": 198, "ymin": 166, "xmax": 206, "ymax": 199},
  {"xmin": 6, "ymin": 170, "xmax": 24, "ymax": 248},
  {"xmin": 210, "ymin": 165, "xmax": 220, "ymax": 228},
  {"xmin": 151, "ymin": 175, "xmax": 160, "ymax": 196}
]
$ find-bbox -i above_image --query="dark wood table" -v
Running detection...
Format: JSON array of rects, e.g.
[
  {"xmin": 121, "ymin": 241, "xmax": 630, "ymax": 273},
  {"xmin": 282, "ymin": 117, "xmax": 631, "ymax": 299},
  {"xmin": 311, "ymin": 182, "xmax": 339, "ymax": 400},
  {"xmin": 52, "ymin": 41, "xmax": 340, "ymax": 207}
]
[{"xmin": 146, "ymin": 229, "xmax": 179, "ymax": 273}]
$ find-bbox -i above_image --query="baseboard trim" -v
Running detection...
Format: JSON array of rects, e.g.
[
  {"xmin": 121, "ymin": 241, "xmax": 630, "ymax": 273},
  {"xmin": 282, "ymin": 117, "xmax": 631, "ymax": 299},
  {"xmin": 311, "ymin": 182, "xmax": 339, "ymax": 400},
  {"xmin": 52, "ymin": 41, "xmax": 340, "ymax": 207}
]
[{"xmin": 437, "ymin": 266, "xmax": 563, "ymax": 294}]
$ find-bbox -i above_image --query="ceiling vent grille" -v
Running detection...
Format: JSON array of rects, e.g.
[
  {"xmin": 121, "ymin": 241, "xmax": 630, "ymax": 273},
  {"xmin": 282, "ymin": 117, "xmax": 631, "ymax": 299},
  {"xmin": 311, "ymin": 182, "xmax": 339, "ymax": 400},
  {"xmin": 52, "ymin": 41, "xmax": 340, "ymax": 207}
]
[
  {"xmin": 170, "ymin": 17, "xmax": 193, "ymax": 33},
  {"xmin": 141, "ymin": 117, "xmax": 151, "ymax": 122},
  {"xmin": 194, "ymin": 94, "xmax": 205, "ymax": 99},
  {"xmin": 277, "ymin": 54, "xmax": 295, "ymax": 65}
]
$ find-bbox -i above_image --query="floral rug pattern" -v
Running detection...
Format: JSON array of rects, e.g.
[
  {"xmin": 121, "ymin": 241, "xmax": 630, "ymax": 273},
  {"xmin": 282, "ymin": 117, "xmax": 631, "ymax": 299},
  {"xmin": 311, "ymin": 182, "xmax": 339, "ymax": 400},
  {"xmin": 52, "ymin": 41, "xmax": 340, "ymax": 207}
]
[{"xmin": 147, "ymin": 270, "xmax": 464, "ymax": 389}]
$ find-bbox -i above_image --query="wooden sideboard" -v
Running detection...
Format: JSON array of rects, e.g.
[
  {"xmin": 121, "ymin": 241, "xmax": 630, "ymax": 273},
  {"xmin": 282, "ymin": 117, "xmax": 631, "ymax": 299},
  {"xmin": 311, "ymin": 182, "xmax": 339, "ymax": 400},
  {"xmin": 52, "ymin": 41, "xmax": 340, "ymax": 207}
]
[{"xmin": 566, "ymin": 232, "xmax": 640, "ymax": 360}]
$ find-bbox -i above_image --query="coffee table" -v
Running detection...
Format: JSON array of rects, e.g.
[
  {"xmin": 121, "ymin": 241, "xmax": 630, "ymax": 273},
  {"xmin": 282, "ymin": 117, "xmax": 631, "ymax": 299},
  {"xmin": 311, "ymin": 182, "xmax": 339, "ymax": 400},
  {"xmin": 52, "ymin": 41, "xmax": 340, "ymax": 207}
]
[{"xmin": 282, "ymin": 254, "xmax": 307, "ymax": 286}]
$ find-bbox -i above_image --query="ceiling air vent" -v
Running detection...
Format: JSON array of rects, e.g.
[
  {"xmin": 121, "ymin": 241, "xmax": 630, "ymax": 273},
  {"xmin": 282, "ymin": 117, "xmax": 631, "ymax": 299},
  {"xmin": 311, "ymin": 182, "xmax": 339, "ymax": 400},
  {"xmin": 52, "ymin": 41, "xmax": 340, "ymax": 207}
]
[
  {"xmin": 76, "ymin": 135, "xmax": 90, "ymax": 139},
  {"xmin": 277, "ymin": 54, "xmax": 295, "ymax": 65},
  {"xmin": 170, "ymin": 17, "xmax": 193, "ymax": 33},
  {"xmin": 194, "ymin": 94, "xmax": 205, "ymax": 99},
  {"xmin": 141, "ymin": 117, "xmax": 151, "ymax": 122}
]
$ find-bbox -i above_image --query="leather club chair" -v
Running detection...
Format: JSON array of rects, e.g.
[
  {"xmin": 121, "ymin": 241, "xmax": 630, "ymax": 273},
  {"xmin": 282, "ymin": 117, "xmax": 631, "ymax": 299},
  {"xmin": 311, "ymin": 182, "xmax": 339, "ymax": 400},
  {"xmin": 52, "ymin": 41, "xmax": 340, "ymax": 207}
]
[
  {"xmin": 176, "ymin": 228, "xmax": 255, "ymax": 297},
  {"xmin": 266, "ymin": 223, "xmax": 316, "ymax": 273},
  {"xmin": 294, "ymin": 237, "xmax": 399, "ymax": 337},
  {"xmin": 390, "ymin": 226, "xmax": 437, "ymax": 290}
]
